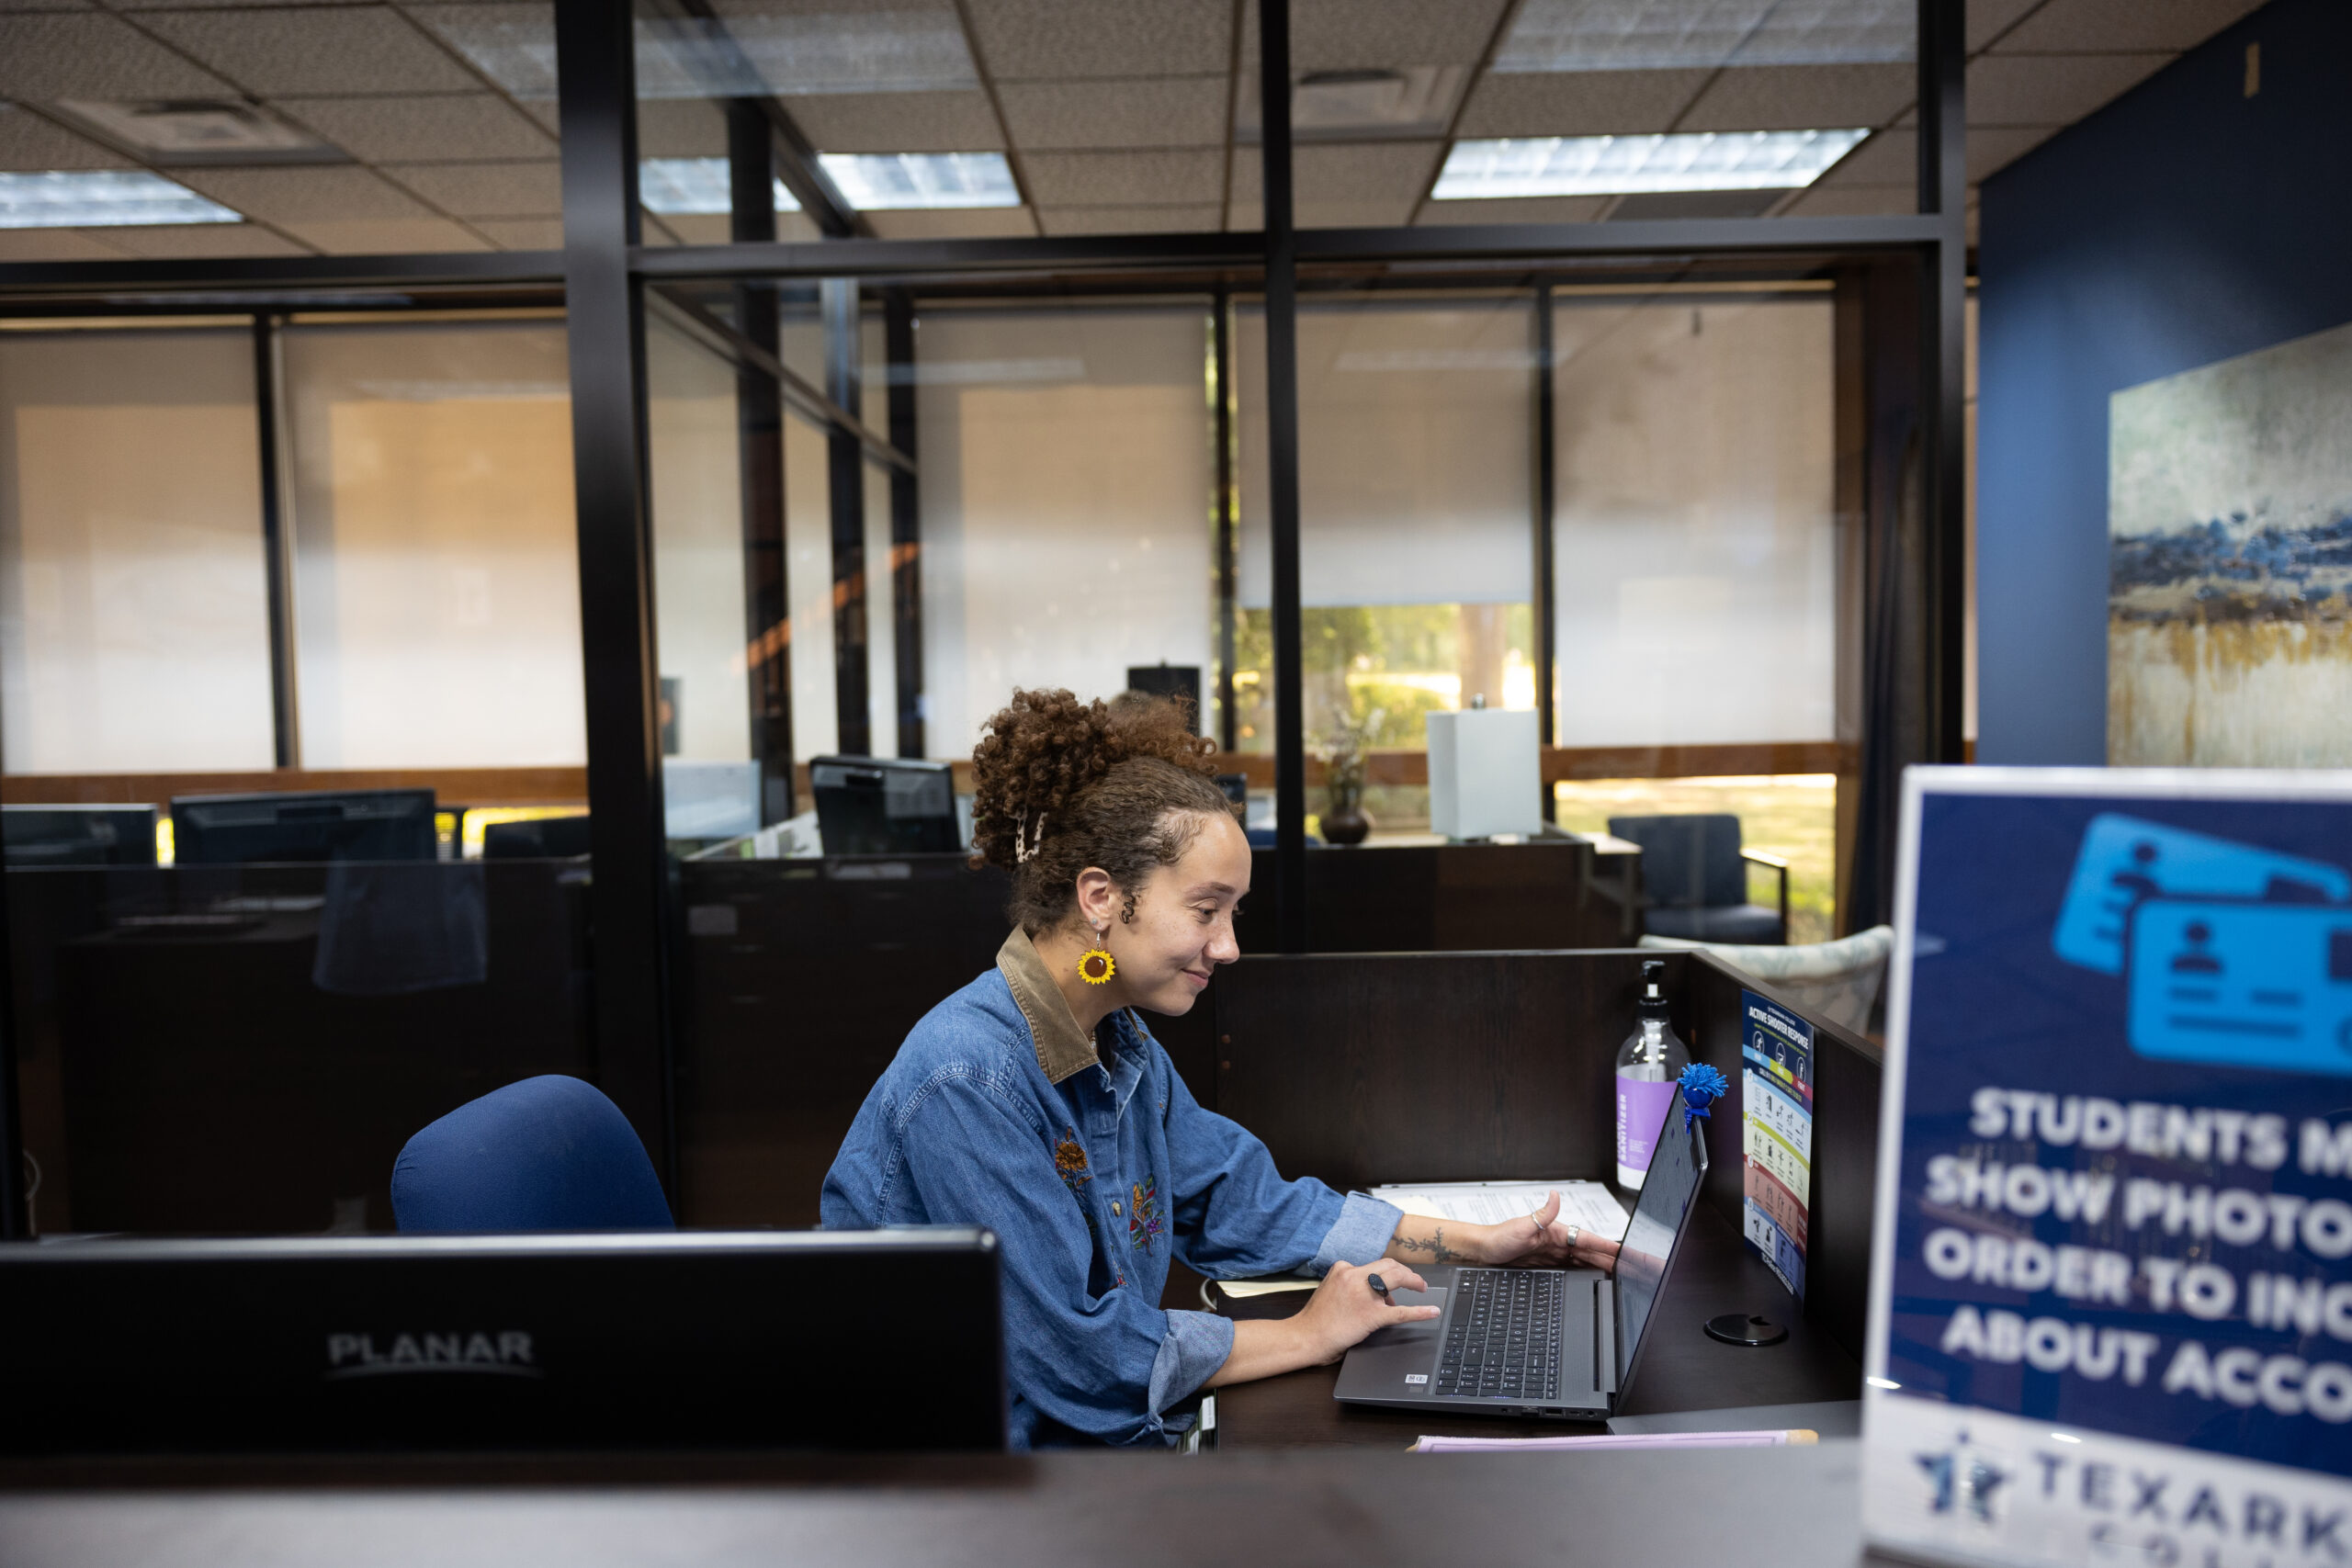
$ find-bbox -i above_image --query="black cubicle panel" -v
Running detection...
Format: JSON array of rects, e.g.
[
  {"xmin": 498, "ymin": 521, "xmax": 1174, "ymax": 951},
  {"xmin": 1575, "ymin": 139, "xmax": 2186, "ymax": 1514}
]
[
  {"xmin": 12, "ymin": 860, "xmax": 594, "ymax": 1235},
  {"xmin": 1206, "ymin": 948, "xmax": 1877, "ymax": 1371},
  {"xmin": 1683, "ymin": 952, "xmax": 1883, "ymax": 1364},
  {"xmin": 1206, "ymin": 950, "xmax": 1694, "ymax": 1192},
  {"xmin": 672, "ymin": 854, "xmax": 1018, "ymax": 1228}
]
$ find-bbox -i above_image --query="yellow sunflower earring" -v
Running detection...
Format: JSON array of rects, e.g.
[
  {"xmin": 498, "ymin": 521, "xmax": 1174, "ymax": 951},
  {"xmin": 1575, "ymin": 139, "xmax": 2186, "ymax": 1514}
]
[{"xmin": 1078, "ymin": 924, "xmax": 1115, "ymax": 986}]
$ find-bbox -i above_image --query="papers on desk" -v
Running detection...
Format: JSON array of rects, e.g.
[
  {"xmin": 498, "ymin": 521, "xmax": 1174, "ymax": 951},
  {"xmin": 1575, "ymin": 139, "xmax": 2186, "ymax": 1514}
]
[
  {"xmin": 1365, "ymin": 1179, "xmax": 1631, "ymax": 1241},
  {"xmin": 1412, "ymin": 1429, "xmax": 1816, "ymax": 1453},
  {"xmin": 1214, "ymin": 1278, "xmax": 1318, "ymax": 1299}
]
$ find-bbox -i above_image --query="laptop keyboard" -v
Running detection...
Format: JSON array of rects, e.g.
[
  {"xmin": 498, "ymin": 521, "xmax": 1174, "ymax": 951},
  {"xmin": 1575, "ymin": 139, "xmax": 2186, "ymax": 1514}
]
[{"xmin": 1434, "ymin": 1269, "xmax": 1564, "ymax": 1402}]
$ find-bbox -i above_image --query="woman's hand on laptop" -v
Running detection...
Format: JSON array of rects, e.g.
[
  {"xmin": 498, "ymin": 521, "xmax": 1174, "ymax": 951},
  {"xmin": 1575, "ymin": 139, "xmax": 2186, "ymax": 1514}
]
[
  {"xmin": 1206, "ymin": 1259, "xmax": 1442, "ymax": 1386},
  {"xmin": 1386, "ymin": 1192, "xmax": 1623, "ymax": 1275}
]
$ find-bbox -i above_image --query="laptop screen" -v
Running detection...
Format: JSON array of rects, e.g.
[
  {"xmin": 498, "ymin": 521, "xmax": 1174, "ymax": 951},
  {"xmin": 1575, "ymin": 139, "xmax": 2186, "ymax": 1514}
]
[{"xmin": 1612, "ymin": 1088, "xmax": 1707, "ymax": 1386}]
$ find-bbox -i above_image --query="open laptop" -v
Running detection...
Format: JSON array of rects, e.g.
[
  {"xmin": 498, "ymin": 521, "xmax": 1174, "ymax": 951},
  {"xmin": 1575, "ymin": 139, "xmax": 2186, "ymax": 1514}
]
[
  {"xmin": 1335, "ymin": 1089, "xmax": 1709, "ymax": 1419},
  {"xmin": 0, "ymin": 1230, "xmax": 1005, "ymax": 1454}
]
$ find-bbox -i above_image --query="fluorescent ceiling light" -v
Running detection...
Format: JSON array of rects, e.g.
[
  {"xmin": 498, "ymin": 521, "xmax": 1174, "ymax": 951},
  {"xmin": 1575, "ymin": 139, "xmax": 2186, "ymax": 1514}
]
[
  {"xmin": 639, "ymin": 157, "xmax": 799, "ymax": 216},
  {"xmin": 0, "ymin": 170, "xmax": 241, "ymax": 229},
  {"xmin": 817, "ymin": 152, "xmax": 1015, "ymax": 210},
  {"xmin": 1495, "ymin": 0, "xmax": 1912, "ymax": 72},
  {"xmin": 1432, "ymin": 130, "xmax": 1869, "ymax": 199},
  {"xmin": 415, "ymin": 7, "xmax": 975, "ymax": 101},
  {"xmin": 640, "ymin": 153, "xmax": 1015, "ymax": 214}
]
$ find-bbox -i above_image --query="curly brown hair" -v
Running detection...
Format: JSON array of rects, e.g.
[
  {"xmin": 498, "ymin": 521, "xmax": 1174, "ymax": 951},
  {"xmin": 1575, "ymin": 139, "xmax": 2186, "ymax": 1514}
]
[{"xmin": 969, "ymin": 687, "xmax": 1237, "ymax": 934}]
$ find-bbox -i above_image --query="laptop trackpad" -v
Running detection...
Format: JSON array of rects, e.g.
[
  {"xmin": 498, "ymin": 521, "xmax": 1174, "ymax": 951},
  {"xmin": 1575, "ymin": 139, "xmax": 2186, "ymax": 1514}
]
[{"xmin": 1339, "ymin": 1284, "xmax": 1444, "ymax": 1396}]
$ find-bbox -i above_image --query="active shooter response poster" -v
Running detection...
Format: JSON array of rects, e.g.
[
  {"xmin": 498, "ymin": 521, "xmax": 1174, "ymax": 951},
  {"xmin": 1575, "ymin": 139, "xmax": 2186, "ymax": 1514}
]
[
  {"xmin": 1742, "ymin": 988, "xmax": 1814, "ymax": 1300},
  {"xmin": 1864, "ymin": 769, "xmax": 2352, "ymax": 1568}
]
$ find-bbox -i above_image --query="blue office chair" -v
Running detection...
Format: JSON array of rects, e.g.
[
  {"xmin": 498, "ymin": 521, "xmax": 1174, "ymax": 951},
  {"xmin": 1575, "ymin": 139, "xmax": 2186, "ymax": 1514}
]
[
  {"xmin": 391, "ymin": 1075, "xmax": 674, "ymax": 1232},
  {"xmin": 1607, "ymin": 812, "xmax": 1789, "ymax": 945}
]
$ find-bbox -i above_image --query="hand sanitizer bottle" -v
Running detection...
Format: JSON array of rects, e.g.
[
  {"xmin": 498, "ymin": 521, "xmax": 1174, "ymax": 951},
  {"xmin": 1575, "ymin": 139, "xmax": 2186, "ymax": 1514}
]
[{"xmin": 1615, "ymin": 960, "xmax": 1690, "ymax": 1190}]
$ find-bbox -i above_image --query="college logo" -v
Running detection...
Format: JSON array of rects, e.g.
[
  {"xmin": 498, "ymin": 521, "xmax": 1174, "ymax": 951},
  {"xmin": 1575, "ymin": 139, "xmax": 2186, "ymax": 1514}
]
[
  {"xmin": 1917, "ymin": 1431, "xmax": 2009, "ymax": 1524},
  {"xmin": 324, "ymin": 1331, "xmax": 541, "ymax": 1379}
]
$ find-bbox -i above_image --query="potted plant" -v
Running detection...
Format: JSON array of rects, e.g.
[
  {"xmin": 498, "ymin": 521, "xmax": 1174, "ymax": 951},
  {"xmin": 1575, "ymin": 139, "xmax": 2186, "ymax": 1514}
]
[{"xmin": 1314, "ymin": 708, "xmax": 1378, "ymax": 846}]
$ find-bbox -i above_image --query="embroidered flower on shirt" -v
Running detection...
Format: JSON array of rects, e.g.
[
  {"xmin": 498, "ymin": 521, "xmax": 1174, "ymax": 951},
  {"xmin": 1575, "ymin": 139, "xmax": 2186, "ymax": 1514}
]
[
  {"xmin": 1054, "ymin": 1132, "xmax": 1091, "ymax": 1187},
  {"xmin": 1127, "ymin": 1176, "xmax": 1165, "ymax": 1250}
]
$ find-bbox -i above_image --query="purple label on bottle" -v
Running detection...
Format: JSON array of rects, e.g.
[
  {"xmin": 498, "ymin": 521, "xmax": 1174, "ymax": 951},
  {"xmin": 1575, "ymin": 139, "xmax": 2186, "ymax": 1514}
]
[{"xmin": 1616, "ymin": 1075, "xmax": 1679, "ymax": 1173}]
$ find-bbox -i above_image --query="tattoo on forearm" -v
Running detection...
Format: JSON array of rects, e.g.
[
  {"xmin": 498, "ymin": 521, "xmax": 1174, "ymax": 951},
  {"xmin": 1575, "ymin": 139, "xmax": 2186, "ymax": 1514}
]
[{"xmin": 1395, "ymin": 1225, "xmax": 1463, "ymax": 1264}]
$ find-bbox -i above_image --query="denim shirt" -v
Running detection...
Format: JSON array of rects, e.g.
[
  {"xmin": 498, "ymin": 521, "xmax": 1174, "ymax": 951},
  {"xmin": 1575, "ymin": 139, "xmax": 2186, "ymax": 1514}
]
[{"xmin": 820, "ymin": 929, "xmax": 1402, "ymax": 1450}]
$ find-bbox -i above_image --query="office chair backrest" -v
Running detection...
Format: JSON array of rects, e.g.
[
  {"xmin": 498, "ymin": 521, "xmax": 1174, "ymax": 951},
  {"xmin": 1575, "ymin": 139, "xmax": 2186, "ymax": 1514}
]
[
  {"xmin": 1607, "ymin": 814, "xmax": 1746, "ymax": 908},
  {"xmin": 392, "ymin": 1075, "xmax": 674, "ymax": 1232}
]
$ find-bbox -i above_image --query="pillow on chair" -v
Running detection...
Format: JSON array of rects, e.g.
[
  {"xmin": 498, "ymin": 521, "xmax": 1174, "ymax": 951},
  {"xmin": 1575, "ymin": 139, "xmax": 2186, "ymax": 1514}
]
[{"xmin": 392, "ymin": 1075, "xmax": 675, "ymax": 1232}]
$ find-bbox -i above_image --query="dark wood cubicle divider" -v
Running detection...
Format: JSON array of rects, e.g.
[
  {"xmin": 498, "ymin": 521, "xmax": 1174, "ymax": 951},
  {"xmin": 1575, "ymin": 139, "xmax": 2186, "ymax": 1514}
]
[
  {"xmin": 1682, "ymin": 953, "xmax": 1883, "ymax": 1364},
  {"xmin": 1205, "ymin": 949, "xmax": 1880, "ymax": 1368}
]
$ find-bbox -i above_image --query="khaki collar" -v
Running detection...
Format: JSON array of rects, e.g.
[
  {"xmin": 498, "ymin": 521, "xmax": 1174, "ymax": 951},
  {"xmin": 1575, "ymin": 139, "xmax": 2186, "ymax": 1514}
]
[{"xmin": 997, "ymin": 928, "xmax": 1102, "ymax": 1085}]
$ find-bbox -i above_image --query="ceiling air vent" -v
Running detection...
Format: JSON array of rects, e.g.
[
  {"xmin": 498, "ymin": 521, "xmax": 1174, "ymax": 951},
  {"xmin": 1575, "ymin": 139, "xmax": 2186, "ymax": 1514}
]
[
  {"xmin": 1236, "ymin": 66, "xmax": 1468, "ymax": 143},
  {"xmin": 51, "ymin": 100, "xmax": 340, "ymax": 166}
]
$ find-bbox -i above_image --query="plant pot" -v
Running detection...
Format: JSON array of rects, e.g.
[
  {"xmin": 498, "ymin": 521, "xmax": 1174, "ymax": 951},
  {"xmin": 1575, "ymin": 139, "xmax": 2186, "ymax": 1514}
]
[{"xmin": 1321, "ymin": 798, "xmax": 1372, "ymax": 846}]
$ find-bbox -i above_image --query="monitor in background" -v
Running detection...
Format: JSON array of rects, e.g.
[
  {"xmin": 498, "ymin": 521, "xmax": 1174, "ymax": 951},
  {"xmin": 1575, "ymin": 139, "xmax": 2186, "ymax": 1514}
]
[
  {"xmin": 2, "ymin": 805, "xmax": 158, "ymax": 867},
  {"xmin": 171, "ymin": 789, "xmax": 437, "ymax": 865},
  {"xmin": 0, "ymin": 1230, "xmax": 1005, "ymax": 1454},
  {"xmin": 1125, "ymin": 663, "xmax": 1202, "ymax": 732},
  {"xmin": 482, "ymin": 814, "xmax": 593, "ymax": 860},
  {"xmin": 809, "ymin": 757, "xmax": 958, "ymax": 856}
]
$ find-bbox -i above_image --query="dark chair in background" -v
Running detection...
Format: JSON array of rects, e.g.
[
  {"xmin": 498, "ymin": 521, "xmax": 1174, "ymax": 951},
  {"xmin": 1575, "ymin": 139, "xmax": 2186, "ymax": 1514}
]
[
  {"xmin": 392, "ymin": 1075, "xmax": 673, "ymax": 1231},
  {"xmin": 1606, "ymin": 813, "xmax": 1789, "ymax": 944}
]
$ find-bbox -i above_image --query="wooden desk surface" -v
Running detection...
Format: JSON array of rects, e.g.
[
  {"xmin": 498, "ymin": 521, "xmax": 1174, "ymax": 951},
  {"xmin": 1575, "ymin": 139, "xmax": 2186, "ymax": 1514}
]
[
  {"xmin": 1210, "ymin": 1203, "xmax": 1861, "ymax": 1449},
  {"xmin": 0, "ymin": 1443, "xmax": 1895, "ymax": 1568}
]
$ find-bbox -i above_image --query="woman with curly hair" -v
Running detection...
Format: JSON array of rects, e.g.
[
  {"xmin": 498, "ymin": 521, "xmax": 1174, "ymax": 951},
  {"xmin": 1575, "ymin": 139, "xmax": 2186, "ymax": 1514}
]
[{"xmin": 821, "ymin": 687, "xmax": 1617, "ymax": 1449}]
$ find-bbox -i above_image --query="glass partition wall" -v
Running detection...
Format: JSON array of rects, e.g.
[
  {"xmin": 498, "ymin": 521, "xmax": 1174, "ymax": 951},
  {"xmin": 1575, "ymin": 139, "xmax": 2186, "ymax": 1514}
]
[{"xmin": 0, "ymin": 0, "xmax": 1968, "ymax": 1234}]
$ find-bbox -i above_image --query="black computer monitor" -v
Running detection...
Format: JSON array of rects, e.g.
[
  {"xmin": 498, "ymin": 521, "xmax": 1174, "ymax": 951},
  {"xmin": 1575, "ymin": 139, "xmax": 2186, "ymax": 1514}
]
[
  {"xmin": 2, "ymin": 805, "xmax": 158, "ymax": 867},
  {"xmin": 809, "ymin": 757, "xmax": 959, "ymax": 855},
  {"xmin": 1125, "ymin": 664, "xmax": 1202, "ymax": 732},
  {"xmin": 171, "ymin": 789, "xmax": 437, "ymax": 864},
  {"xmin": 0, "ymin": 1230, "xmax": 1005, "ymax": 1454},
  {"xmin": 481, "ymin": 814, "xmax": 593, "ymax": 860}
]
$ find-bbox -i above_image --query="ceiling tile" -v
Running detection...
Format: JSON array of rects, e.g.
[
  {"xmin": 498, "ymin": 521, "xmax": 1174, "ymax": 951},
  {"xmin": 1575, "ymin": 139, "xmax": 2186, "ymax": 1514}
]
[
  {"xmin": 1020, "ymin": 147, "xmax": 1222, "ymax": 206},
  {"xmin": 635, "ymin": 97, "xmax": 727, "ymax": 159},
  {"xmin": 1234, "ymin": 140, "xmax": 1440, "ymax": 203},
  {"xmin": 1415, "ymin": 194, "xmax": 1607, "ymax": 225},
  {"xmin": 1996, "ymin": 0, "xmax": 2265, "ymax": 54},
  {"xmin": 0, "ymin": 228, "xmax": 132, "ymax": 260},
  {"xmin": 172, "ymin": 163, "xmax": 436, "ymax": 221},
  {"xmin": 1967, "ymin": 0, "xmax": 2045, "ymax": 51},
  {"xmin": 1782, "ymin": 183, "xmax": 1913, "ymax": 217},
  {"xmin": 0, "ymin": 102, "xmax": 133, "ymax": 169},
  {"xmin": 277, "ymin": 214, "xmax": 488, "ymax": 251},
  {"xmin": 1968, "ymin": 51, "xmax": 2170, "ymax": 125},
  {"xmin": 1037, "ymin": 203, "xmax": 1220, "ymax": 235},
  {"xmin": 783, "ymin": 91, "xmax": 1002, "ymax": 153},
  {"xmin": 0, "ymin": 0, "xmax": 92, "ymax": 10},
  {"xmin": 137, "ymin": 6, "xmax": 480, "ymax": 96},
  {"xmin": 1285, "ymin": 0, "xmax": 1510, "ymax": 72},
  {"xmin": 1968, "ymin": 123, "xmax": 2057, "ymax": 181},
  {"xmin": 94, "ymin": 220, "xmax": 310, "ymax": 256},
  {"xmin": 0, "ymin": 12, "xmax": 235, "ymax": 98},
  {"xmin": 1819, "ymin": 127, "xmax": 1913, "ymax": 186},
  {"xmin": 1677, "ymin": 63, "xmax": 1917, "ymax": 130},
  {"xmin": 1455, "ymin": 67, "xmax": 1713, "ymax": 137},
  {"xmin": 648, "ymin": 209, "xmax": 820, "ymax": 245},
  {"xmin": 1295, "ymin": 197, "xmax": 1414, "ymax": 227},
  {"xmin": 861, "ymin": 206, "xmax": 1036, "ymax": 239},
  {"xmin": 279, "ymin": 93, "xmax": 554, "ymax": 162},
  {"xmin": 381, "ymin": 158, "xmax": 557, "ymax": 217},
  {"xmin": 997, "ymin": 76, "xmax": 1227, "ymax": 151},
  {"xmin": 964, "ymin": 0, "xmax": 1230, "ymax": 80},
  {"xmin": 469, "ymin": 215, "xmax": 560, "ymax": 250}
]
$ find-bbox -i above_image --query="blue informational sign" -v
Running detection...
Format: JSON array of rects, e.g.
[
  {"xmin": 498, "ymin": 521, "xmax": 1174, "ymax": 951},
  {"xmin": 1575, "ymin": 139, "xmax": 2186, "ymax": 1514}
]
[{"xmin": 1864, "ymin": 770, "xmax": 2352, "ymax": 1568}]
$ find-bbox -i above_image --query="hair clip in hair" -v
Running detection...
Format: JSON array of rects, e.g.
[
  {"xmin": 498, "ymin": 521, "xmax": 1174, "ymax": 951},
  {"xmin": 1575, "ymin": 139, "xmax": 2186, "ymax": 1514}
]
[{"xmin": 1015, "ymin": 808, "xmax": 1048, "ymax": 864}]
